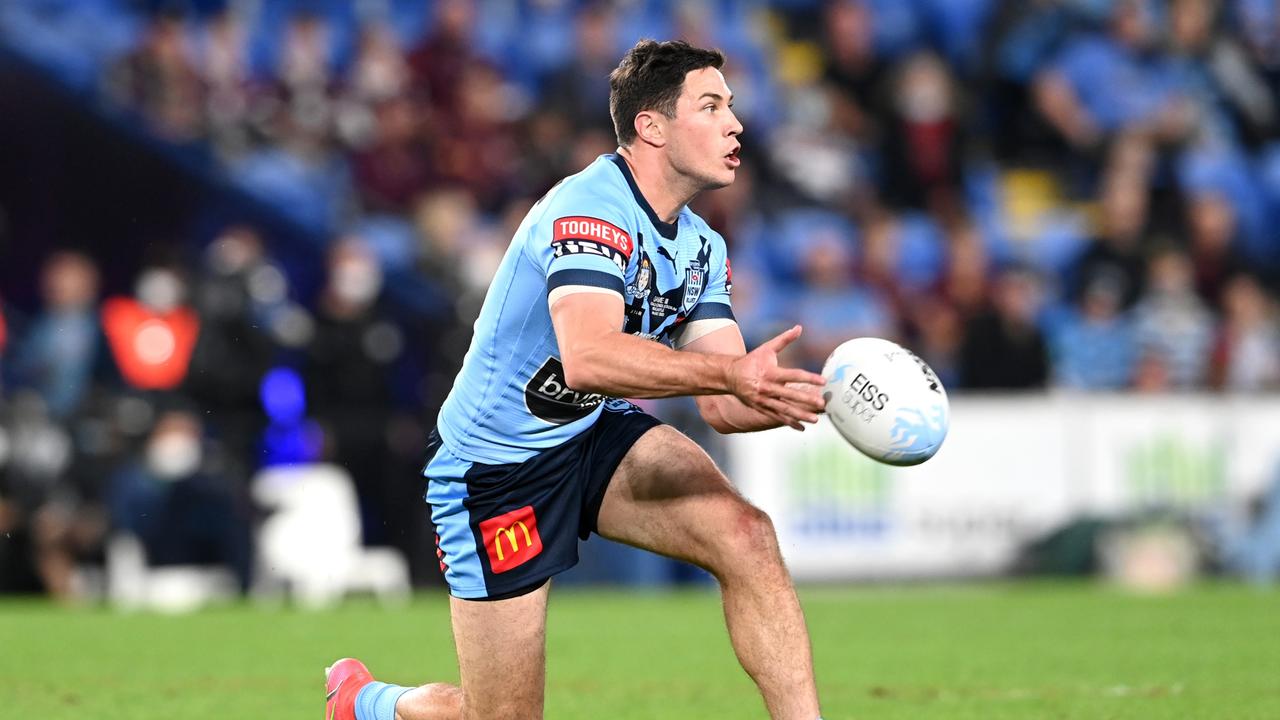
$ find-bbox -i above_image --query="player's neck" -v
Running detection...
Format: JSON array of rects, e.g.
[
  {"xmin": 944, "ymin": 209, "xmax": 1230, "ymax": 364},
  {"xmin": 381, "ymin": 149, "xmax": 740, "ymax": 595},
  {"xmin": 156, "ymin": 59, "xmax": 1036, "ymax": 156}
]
[{"xmin": 617, "ymin": 147, "xmax": 698, "ymax": 224}]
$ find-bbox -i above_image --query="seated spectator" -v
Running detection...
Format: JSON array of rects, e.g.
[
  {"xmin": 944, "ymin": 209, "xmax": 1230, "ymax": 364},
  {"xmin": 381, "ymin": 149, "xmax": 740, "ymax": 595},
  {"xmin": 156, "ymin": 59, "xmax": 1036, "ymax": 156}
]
[
  {"xmin": 1034, "ymin": 0, "xmax": 1192, "ymax": 168},
  {"xmin": 1132, "ymin": 247, "xmax": 1216, "ymax": 389},
  {"xmin": 959, "ymin": 265, "xmax": 1050, "ymax": 389},
  {"xmin": 1051, "ymin": 273, "xmax": 1137, "ymax": 390},
  {"xmin": 109, "ymin": 410, "xmax": 253, "ymax": 591},
  {"xmin": 879, "ymin": 51, "xmax": 968, "ymax": 216},
  {"xmin": 105, "ymin": 11, "xmax": 205, "ymax": 141},
  {"xmin": 1185, "ymin": 191, "xmax": 1248, "ymax": 309},
  {"xmin": 1210, "ymin": 273, "xmax": 1280, "ymax": 391},
  {"xmin": 1069, "ymin": 167, "xmax": 1150, "ymax": 309},
  {"xmin": 7, "ymin": 252, "xmax": 102, "ymax": 420},
  {"xmin": 789, "ymin": 230, "xmax": 895, "ymax": 371}
]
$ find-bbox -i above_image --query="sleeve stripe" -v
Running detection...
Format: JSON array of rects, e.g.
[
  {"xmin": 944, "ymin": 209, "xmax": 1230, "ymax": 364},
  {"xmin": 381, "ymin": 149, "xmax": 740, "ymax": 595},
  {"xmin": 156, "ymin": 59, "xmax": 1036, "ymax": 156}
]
[
  {"xmin": 674, "ymin": 318, "xmax": 737, "ymax": 348},
  {"xmin": 685, "ymin": 302, "xmax": 735, "ymax": 324},
  {"xmin": 547, "ymin": 269, "xmax": 625, "ymax": 296},
  {"xmin": 548, "ymin": 285, "xmax": 623, "ymax": 308}
]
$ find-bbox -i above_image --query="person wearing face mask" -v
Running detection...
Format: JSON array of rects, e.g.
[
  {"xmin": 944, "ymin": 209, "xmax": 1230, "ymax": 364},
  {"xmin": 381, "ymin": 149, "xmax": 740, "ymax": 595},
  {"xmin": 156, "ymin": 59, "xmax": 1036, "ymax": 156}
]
[
  {"xmin": 303, "ymin": 237, "xmax": 408, "ymax": 556},
  {"xmin": 879, "ymin": 51, "xmax": 969, "ymax": 216},
  {"xmin": 107, "ymin": 410, "xmax": 253, "ymax": 592},
  {"xmin": 101, "ymin": 266, "xmax": 201, "ymax": 392}
]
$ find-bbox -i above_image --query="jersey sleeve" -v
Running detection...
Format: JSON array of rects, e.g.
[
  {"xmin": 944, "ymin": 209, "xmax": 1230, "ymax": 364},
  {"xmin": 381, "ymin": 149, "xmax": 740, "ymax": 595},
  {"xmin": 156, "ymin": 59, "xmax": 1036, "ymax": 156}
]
[{"xmin": 536, "ymin": 194, "xmax": 637, "ymax": 307}]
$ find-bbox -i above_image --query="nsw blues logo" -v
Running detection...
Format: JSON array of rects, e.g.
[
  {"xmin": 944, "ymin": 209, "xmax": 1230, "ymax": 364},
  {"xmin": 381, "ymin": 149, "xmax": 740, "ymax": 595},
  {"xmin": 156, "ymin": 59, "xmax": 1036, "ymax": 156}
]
[{"xmin": 683, "ymin": 264, "xmax": 705, "ymax": 311}]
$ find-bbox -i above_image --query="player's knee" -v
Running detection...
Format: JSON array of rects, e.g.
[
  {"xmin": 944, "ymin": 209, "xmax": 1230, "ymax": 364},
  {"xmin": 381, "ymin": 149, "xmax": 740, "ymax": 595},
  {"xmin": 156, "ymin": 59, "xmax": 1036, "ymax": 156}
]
[{"xmin": 706, "ymin": 502, "xmax": 781, "ymax": 572}]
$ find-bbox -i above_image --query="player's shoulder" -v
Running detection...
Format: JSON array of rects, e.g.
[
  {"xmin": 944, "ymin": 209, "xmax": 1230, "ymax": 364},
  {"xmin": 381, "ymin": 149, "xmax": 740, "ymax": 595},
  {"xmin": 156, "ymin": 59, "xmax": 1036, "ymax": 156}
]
[{"xmin": 541, "ymin": 154, "xmax": 636, "ymax": 221}]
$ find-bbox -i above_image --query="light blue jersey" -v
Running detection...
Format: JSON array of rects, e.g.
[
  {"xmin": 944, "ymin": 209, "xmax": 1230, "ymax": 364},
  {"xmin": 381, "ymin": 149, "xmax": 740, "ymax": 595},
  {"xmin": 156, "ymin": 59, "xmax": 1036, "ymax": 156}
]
[{"xmin": 434, "ymin": 153, "xmax": 735, "ymax": 465}]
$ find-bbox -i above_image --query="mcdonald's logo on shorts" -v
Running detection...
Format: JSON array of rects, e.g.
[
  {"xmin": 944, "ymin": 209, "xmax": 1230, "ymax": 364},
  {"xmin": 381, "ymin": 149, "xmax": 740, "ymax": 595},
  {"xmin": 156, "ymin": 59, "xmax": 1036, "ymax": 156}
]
[{"xmin": 479, "ymin": 505, "xmax": 544, "ymax": 574}]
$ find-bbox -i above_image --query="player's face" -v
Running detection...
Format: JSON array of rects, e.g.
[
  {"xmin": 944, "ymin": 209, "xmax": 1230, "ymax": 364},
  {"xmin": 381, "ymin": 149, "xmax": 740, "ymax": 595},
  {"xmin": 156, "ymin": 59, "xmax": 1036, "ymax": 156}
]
[{"xmin": 667, "ymin": 67, "xmax": 743, "ymax": 190}]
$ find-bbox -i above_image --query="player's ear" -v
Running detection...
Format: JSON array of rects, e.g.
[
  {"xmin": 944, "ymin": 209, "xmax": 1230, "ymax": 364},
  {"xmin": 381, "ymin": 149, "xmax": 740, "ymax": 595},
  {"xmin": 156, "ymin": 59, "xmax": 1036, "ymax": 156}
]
[{"xmin": 634, "ymin": 110, "xmax": 666, "ymax": 148}]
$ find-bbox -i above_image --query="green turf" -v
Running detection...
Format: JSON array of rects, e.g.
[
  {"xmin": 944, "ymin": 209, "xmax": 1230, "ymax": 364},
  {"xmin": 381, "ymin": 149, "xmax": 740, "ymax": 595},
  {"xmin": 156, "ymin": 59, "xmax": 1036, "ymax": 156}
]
[{"xmin": 1, "ymin": 582, "xmax": 1277, "ymax": 719}]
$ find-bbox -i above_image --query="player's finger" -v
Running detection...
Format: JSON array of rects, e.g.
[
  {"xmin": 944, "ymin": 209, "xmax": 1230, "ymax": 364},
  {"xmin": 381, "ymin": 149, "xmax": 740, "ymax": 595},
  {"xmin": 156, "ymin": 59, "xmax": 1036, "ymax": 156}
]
[
  {"xmin": 763, "ymin": 395, "xmax": 819, "ymax": 425},
  {"xmin": 774, "ymin": 367, "xmax": 826, "ymax": 387},
  {"xmin": 759, "ymin": 324, "xmax": 802, "ymax": 353},
  {"xmin": 774, "ymin": 385, "xmax": 826, "ymax": 413}
]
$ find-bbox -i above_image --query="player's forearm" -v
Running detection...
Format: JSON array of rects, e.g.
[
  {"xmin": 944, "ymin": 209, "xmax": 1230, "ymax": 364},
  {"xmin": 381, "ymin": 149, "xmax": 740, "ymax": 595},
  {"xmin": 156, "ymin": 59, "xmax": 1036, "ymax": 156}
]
[{"xmin": 561, "ymin": 331, "xmax": 734, "ymax": 399}]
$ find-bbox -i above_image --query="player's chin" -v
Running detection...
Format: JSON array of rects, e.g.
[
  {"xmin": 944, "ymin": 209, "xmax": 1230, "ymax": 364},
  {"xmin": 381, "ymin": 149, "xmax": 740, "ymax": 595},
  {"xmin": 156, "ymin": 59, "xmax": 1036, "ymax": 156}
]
[{"xmin": 703, "ymin": 165, "xmax": 737, "ymax": 189}]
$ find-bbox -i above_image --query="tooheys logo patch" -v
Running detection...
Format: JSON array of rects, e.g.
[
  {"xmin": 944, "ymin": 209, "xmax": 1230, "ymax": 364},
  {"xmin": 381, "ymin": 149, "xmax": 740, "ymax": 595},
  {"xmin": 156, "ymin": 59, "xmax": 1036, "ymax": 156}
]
[
  {"xmin": 551, "ymin": 216, "xmax": 632, "ymax": 272},
  {"xmin": 524, "ymin": 357, "xmax": 607, "ymax": 424}
]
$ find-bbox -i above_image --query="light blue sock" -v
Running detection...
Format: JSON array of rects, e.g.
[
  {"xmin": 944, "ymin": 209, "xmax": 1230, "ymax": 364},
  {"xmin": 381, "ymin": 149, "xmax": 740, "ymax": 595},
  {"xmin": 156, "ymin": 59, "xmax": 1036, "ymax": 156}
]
[{"xmin": 354, "ymin": 681, "xmax": 413, "ymax": 720}]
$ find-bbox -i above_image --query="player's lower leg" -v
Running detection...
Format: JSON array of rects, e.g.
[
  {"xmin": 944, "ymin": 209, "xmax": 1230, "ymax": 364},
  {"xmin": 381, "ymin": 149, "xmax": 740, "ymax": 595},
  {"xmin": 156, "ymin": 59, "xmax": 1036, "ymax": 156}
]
[{"xmin": 712, "ymin": 508, "xmax": 821, "ymax": 720}]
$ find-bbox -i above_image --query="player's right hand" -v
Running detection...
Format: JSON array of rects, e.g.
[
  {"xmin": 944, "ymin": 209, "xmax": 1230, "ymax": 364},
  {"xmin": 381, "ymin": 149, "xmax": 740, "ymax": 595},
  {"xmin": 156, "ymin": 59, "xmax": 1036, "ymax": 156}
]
[{"xmin": 726, "ymin": 325, "xmax": 827, "ymax": 431}]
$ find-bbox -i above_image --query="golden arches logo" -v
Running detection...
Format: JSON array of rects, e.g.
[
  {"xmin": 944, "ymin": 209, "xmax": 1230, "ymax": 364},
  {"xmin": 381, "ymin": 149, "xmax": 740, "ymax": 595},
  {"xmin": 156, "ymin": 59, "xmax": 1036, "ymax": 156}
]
[{"xmin": 493, "ymin": 521, "xmax": 532, "ymax": 561}]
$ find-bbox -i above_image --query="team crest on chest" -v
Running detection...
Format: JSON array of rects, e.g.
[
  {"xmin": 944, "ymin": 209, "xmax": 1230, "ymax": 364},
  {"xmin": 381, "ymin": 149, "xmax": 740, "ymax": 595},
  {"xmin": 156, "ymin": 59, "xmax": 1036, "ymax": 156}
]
[{"xmin": 683, "ymin": 264, "xmax": 705, "ymax": 311}]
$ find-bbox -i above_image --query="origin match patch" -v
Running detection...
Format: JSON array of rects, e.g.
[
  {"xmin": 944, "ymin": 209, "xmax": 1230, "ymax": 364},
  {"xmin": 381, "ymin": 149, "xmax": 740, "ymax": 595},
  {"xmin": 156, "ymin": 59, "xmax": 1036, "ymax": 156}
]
[{"xmin": 552, "ymin": 216, "xmax": 633, "ymax": 259}]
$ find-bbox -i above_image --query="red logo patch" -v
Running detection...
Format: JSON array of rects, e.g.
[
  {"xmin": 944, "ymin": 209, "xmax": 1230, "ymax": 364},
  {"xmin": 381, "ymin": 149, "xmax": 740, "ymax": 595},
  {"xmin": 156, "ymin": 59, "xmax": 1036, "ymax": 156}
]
[
  {"xmin": 479, "ymin": 506, "xmax": 544, "ymax": 574},
  {"xmin": 552, "ymin": 216, "xmax": 632, "ymax": 259}
]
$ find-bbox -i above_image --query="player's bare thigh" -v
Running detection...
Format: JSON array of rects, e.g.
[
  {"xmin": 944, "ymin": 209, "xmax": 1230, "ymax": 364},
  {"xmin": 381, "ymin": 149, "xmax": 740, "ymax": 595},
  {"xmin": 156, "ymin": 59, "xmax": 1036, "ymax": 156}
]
[
  {"xmin": 448, "ymin": 581, "xmax": 550, "ymax": 720},
  {"xmin": 596, "ymin": 424, "xmax": 772, "ymax": 570}
]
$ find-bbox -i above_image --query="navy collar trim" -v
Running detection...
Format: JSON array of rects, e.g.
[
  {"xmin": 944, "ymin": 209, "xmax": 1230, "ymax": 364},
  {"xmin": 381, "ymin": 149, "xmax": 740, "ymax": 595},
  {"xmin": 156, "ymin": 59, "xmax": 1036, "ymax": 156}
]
[{"xmin": 607, "ymin": 153, "xmax": 679, "ymax": 240}]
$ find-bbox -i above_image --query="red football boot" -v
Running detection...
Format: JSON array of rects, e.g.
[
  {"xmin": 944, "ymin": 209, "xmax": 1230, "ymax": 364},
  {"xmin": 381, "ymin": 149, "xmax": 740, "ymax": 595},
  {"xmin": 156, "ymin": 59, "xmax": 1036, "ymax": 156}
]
[{"xmin": 325, "ymin": 658, "xmax": 375, "ymax": 720}]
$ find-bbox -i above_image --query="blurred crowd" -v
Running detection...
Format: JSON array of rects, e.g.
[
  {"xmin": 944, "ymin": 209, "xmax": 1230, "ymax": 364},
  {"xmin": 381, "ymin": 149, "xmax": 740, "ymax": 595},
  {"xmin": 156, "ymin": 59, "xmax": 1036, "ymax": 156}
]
[{"xmin": 3, "ymin": 0, "xmax": 1280, "ymax": 597}]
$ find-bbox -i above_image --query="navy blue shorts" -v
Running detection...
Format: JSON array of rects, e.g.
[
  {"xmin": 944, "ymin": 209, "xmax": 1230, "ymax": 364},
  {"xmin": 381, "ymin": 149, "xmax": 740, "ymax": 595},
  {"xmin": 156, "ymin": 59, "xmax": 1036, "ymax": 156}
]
[{"xmin": 423, "ymin": 402, "xmax": 662, "ymax": 599}]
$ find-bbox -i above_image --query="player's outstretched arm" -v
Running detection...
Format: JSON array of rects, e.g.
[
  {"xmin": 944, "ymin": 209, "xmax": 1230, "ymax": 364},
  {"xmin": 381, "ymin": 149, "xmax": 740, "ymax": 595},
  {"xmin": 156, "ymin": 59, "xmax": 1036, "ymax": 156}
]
[
  {"xmin": 681, "ymin": 322, "xmax": 826, "ymax": 433},
  {"xmin": 550, "ymin": 293, "xmax": 824, "ymax": 430}
]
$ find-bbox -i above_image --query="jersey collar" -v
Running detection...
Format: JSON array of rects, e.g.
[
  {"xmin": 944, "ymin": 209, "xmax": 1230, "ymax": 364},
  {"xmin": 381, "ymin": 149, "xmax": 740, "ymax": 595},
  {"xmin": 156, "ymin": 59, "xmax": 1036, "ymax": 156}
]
[{"xmin": 607, "ymin": 153, "xmax": 680, "ymax": 240}]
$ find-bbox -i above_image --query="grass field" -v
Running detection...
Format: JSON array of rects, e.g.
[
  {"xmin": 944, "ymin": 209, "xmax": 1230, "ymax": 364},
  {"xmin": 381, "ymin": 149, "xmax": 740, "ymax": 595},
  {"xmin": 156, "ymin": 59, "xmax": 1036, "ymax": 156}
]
[{"xmin": 1, "ymin": 581, "xmax": 1278, "ymax": 719}]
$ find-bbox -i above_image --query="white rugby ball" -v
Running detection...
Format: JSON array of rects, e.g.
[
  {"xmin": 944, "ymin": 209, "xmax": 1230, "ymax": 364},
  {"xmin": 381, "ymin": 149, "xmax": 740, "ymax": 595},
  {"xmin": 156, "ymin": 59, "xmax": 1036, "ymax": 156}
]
[{"xmin": 821, "ymin": 337, "xmax": 949, "ymax": 466}]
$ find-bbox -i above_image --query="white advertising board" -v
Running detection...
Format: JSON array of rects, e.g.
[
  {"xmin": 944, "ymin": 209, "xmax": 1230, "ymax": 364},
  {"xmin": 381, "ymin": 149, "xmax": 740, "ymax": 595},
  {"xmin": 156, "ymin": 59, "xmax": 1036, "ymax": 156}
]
[{"xmin": 726, "ymin": 395, "xmax": 1280, "ymax": 580}]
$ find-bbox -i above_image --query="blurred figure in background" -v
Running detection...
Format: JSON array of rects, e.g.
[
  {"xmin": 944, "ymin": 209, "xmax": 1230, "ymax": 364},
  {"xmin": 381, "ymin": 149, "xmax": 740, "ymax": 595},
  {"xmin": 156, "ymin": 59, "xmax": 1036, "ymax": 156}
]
[
  {"xmin": 304, "ymin": 238, "xmax": 403, "ymax": 548},
  {"xmin": 880, "ymin": 52, "xmax": 968, "ymax": 217},
  {"xmin": 1070, "ymin": 166, "xmax": 1150, "ymax": 309},
  {"xmin": 108, "ymin": 409, "xmax": 253, "ymax": 591},
  {"xmin": 7, "ymin": 252, "xmax": 102, "ymax": 420},
  {"xmin": 1210, "ymin": 273, "xmax": 1280, "ymax": 391},
  {"xmin": 105, "ymin": 11, "xmax": 205, "ymax": 141},
  {"xmin": 790, "ymin": 228, "xmax": 894, "ymax": 371},
  {"xmin": 959, "ymin": 265, "xmax": 1050, "ymax": 389},
  {"xmin": 1052, "ymin": 273, "xmax": 1137, "ymax": 389},
  {"xmin": 1132, "ymin": 247, "xmax": 1215, "ymax": 389},
  {"xmin": 1185, "ymin": 191, "xmax": 1247, "ymax": 308},
  {"xmin": 101, "ymin": 265, "xmax": 200, "ymax": 393}
]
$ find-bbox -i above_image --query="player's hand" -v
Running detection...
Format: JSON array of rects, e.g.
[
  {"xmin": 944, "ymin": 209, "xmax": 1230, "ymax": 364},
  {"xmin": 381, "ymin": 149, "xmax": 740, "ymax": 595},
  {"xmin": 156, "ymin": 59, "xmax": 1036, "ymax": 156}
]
[{"xmin": 726, "ymin": 325, "xmax": 827, "ymax": 431}]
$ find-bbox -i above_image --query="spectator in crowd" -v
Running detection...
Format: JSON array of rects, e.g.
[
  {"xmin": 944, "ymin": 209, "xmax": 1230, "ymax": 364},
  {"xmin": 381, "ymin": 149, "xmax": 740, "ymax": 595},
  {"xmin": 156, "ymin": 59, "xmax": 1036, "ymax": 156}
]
[
  {"xmin": 821, "ymin": 0, "xmax": 889, "ymax": 144},
  {"xmin": 407, "ymin": 0, "xmax": 478, "ymax": 124},
  {"xmin": 1034, "ymin": 0, "xmax": 1193, "ymax": 170},
  {"xmin": 1210, "ymin": 273, "xmax": 1280, "ymax": 390},
  {"xmin": 199, "ymin": 7, "xmax": 254, "ymax": 159},
  {"xmin": 108, "ymin": 409, "xmax": 253, "ymax": 591},
  {"xmin": 959, "ymin": 265, "xmax": 1050, "ymax": 389},
  {"xmin": 1070, "ymin": 166, "xmax": 1150, "ymax": 309},
  {"xmin": 106, "ymin": 11, "xmax": 205, "ymax": 141},
  {"xmin": 540, "ymin": 3, "xmax": 619, "ymax": 135},
  {"xmin": 879, "ymin": 51, "xmax": 969, "ymax": 216},
  {"xmin": 1052, "ymin": 273, "xmax": 1137, "ymax": 390},
  {"xmin": 1185, "ymin": 191, "xmax": 1248, "ymax": 308},
  {"xmin": 790, "ymin": 228, "xmax": 894, "ymax": 372},
  {"xmin": 351, "ymin": 96, "xmax": 435, "ymax": 215},
  {"xmin": 7, "ymin": 252, "xmax": 103, "ymax": 420},
  {"xmin": 304, "ymin": 237, "xmax": 403, "ymax": 547},
  {"xmin": 101, "ymin": 265, "xmax": 200, "ymax": 393},
  {"xmin": 1132, "ymin": 247, "xmax": 1216, "ymax": 389},
  {"xmin": 1167, "ymin": 0, "xmax": 1277, "ymax": 147}
]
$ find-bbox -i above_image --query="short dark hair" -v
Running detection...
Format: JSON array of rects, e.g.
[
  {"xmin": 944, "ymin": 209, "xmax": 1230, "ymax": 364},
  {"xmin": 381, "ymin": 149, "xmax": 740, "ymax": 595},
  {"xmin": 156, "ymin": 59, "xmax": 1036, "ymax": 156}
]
[{"xmin": 609, "ymin": 39, "xmax": 725, "ymax": 147}]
